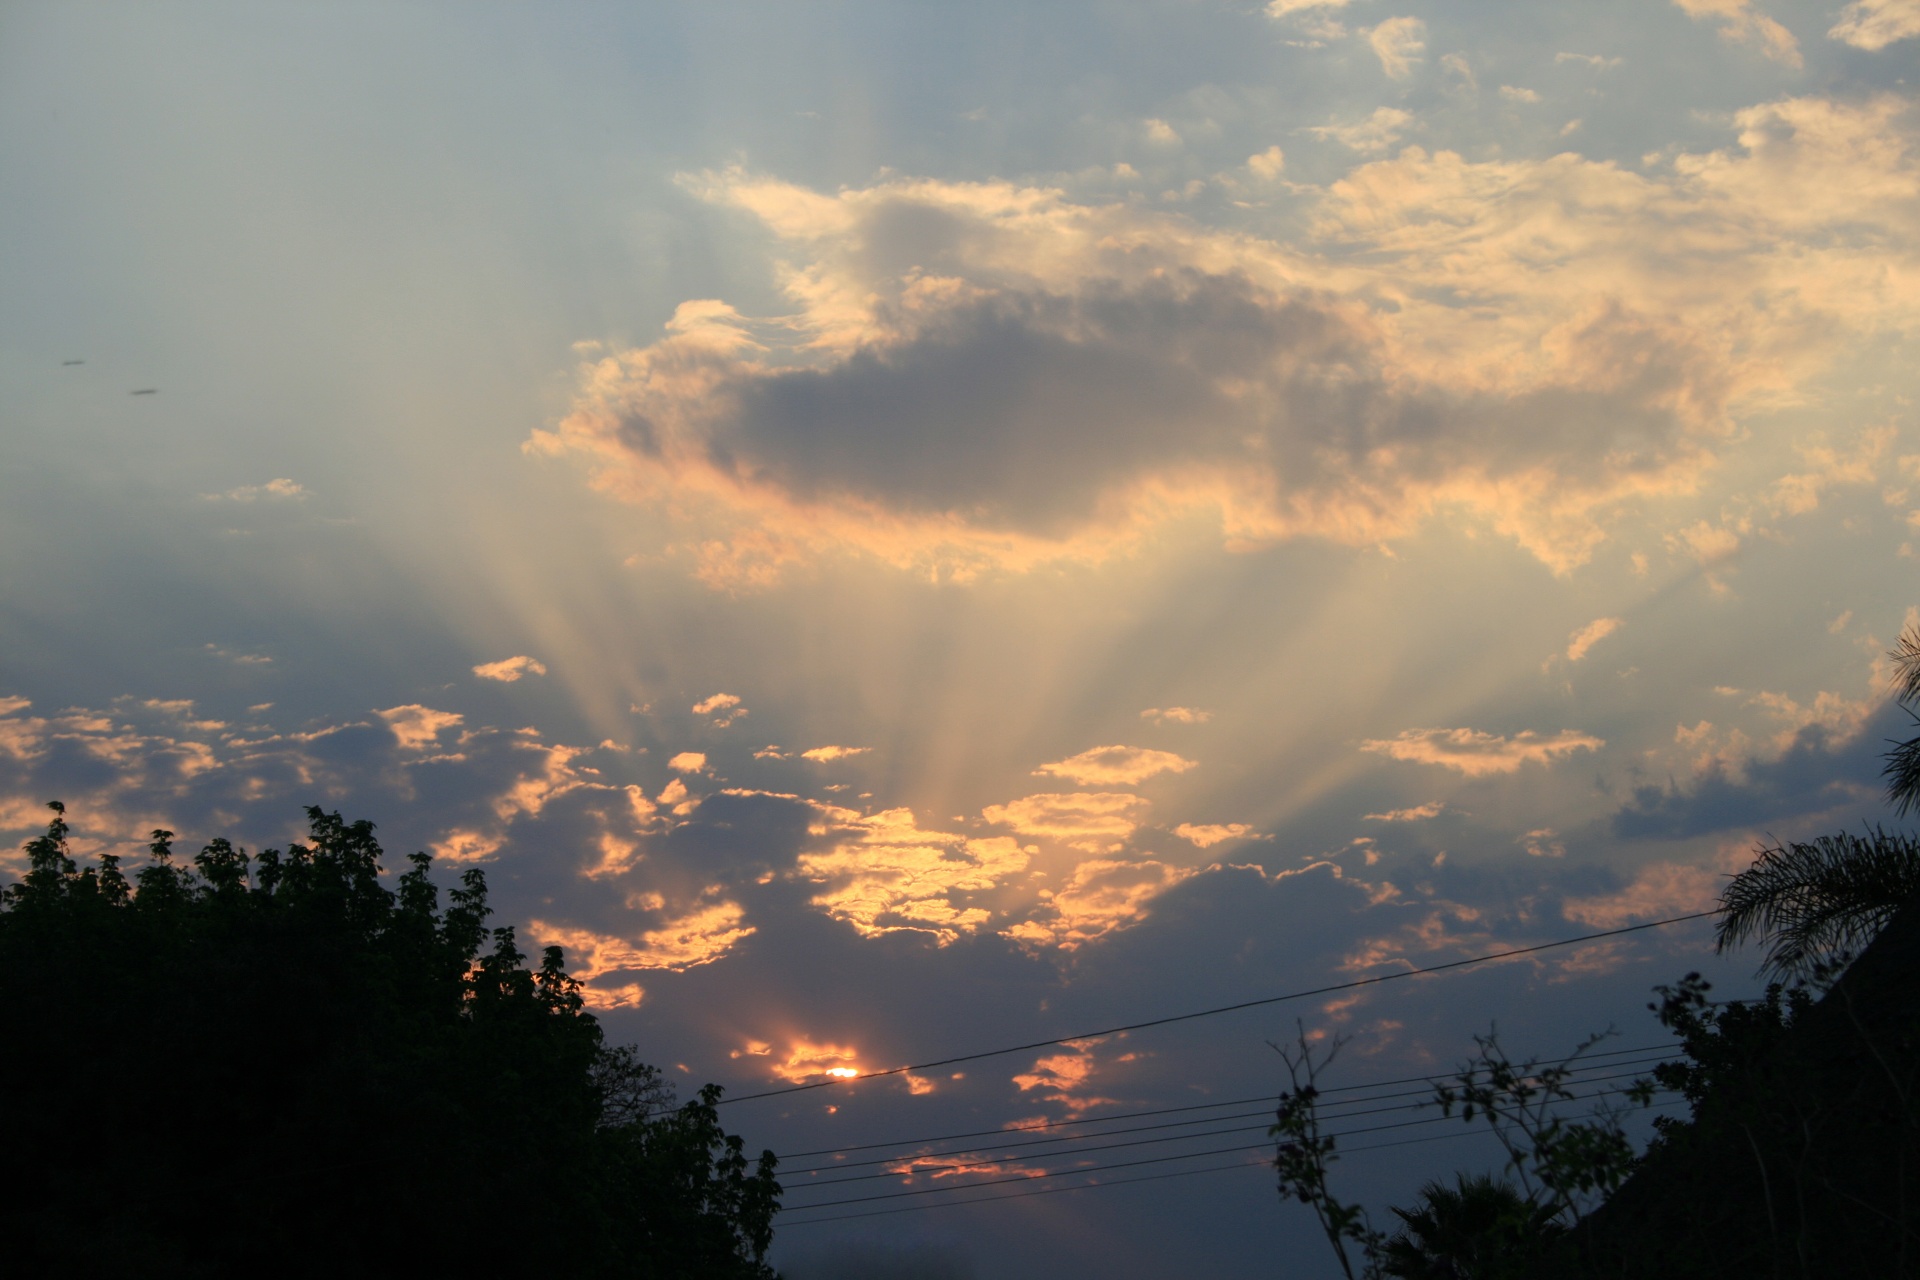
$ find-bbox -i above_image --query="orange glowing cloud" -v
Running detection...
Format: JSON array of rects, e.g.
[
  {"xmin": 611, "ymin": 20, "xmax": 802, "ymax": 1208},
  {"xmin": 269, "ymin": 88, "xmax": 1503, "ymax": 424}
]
[
  {"xmin": 1173, "ymin": 822, "xmax": 1255, "ymax": 848},
  {"xmin": 795, "ymin": 805, "xmax": 1030, "ymax": 941},
  {"xmin": 768, "ymin": 1039, "xmax": 863, "ymax": 1084},
  {"xmin": 801, "ymin": 745, "xmax": 870, "ymax": 762},
  {"xmin": 1566, "ymin": 617, "xmax": 1623, "ymax": 662},
  {"xmin": 692, "ymin": 692, "xmax": 747, "ymax": 726},
  {"xmin": 536, "ymin": 100, "xmax": 1920, "ymax": 589},
  {"xmin": 472, "ymin": 655, "xmax": 548, "ymax": 682},
  {"xmin": 1004, "ymin": 857, "xmax": 1197, "ymax": 949},
  {"xmin": 531, "ymin": 897, "xmax": 753, "ymax": 975},
  {"xmin": 1033, "ymin": 745, "xmax": 1197, "ymax": 786},
  {"xmin": 1364, "ymin": 802, "xmax": 1445, "ymax": 822},
  {"xmin": 376, "ymin": 704, "xmax": 463, "ymax": 752},
  {"xmin": 981, "ymin": 792, "xmax": 1152, "ymax": 847},
  {"xmin": 1361, "ymin": 728, "xmax": 1604, "ymax": 776}
]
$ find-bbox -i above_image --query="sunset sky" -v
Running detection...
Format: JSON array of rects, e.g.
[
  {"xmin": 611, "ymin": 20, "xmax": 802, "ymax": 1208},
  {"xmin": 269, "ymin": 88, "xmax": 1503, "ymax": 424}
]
[{"xmin": 4, "ymin": 2, "xmax": 1918, "ymax": 1274}]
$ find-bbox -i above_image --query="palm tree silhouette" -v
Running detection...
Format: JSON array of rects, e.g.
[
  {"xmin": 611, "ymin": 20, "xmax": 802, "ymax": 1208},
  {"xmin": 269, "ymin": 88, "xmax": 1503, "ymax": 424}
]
[{"xmin": 1715, "ymin": 624, "xmax": 1920, "ymax": 979}]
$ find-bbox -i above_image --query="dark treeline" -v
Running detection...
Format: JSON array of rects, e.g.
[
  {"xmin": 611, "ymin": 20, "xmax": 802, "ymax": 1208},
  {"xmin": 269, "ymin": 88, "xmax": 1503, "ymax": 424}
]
[{"xmin": 0, "ymin": 805, "xmax": 779, "ymax": 1279}]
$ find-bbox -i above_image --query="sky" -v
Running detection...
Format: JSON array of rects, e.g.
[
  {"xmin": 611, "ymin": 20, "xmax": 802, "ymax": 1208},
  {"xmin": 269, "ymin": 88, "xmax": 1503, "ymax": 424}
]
[{"xmin": 2, "ymin": 0, "xmax": 1918, "ymax": 1274}]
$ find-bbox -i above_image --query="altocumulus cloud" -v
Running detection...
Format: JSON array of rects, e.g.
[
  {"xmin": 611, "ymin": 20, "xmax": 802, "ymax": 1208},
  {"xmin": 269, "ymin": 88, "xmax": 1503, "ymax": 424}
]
[
  {"xmin": 1362, "ymin": 727, "xmax": 1604, "ymax": 776},
  {"xmin": 472, "ymin": 655, "xmax": 548, "ymax": 682},
  {"xmin": 533, "ymin": 97, "xmax": 1920, "ymax": 587},
  {"xmin": 1033, "ymin": 744, "xmax": 1196, "ymax": 785}
]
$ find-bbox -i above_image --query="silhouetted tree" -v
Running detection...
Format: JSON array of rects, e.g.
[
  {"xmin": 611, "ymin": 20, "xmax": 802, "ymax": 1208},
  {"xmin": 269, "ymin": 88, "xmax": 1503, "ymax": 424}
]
[
  {"xmin": 0, "ymin": 803, "xmax": 781, "ymax": 1280},
  {"xmin": 1380, "ymin": 1173, "xmax": 1559, "ymax": 1280}
]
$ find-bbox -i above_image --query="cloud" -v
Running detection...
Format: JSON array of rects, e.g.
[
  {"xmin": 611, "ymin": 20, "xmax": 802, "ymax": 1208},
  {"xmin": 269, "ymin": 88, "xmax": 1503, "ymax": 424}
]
[
  {"xmin": 532, "ymin": 899, "xmax": 754, "ymax": 974},
  {"xmin": 1499, "ymin": 85, "xmax": 1541, "ymax": 103},
  {"xmin": 667, "ymin": 751, "xmax": 707, "ymax": 773},
  {"xmin": 535, "ymin": 101, "xmax": 1920, "ymax": 587},
  {"xmin": 692, "ymin": 692, "xmax": 747, "ymax": 726},
  {"xmin": 1173, "ymin": 822, "xmax": 1254, "ymax": 847},
  {"xmin": 1307, "ymin": 106, "xmax": 1413, "ymax": 153},
  {"xmin": 795, "ymin": 805, "xmax": 1030, "ymax": 941},
  {"xmin": 1033, "ymin": 744, "xmax": 1197, "ymax": 785},
  {"xmin": 376, "ymin": 704, "xmax": 463, "ymax": 752},
  {"xmin": 1367, "ymin": 17, "xmax": 1427, "ymax": 78},
  {"xmin": 982, "ymin": 791, "xmax": 1153, "ymax": 844},
  {"xmin": 801, "ymin": 744, "xmax": 870, "ymax": 762},
  {"xmin": 472, "ymin": 655, "xmax": 548, "ymax": 682},
  {"xmin": 1364, "ymin": 801, "xmax": 1445, "ymax": 822},
  {"xmin": 1141, "ymin": 706, "xmax": 1210, "ymax": 725},
  {"xmin": 430, "ymin": 828, "xmax": 502, "ymax": 863},
  {"xmin": 203, "ymin": 478, "xmax": 306, "ymax": 502},
  {"xmin": 1562, "ymin": 858, "xmax": 1726, "ymax": 927},
  {"xmin": 1247, "ymin": 146, "xmax": 1286, "ymax": 180},
  {"xmin": 1566, "ymin": 616, "xmax": 1623, "ymax": 662},
  {"xmin": 1361, "ymin": 727, "xmax": 1604, "ymax": 775},
  {"xmin": 1829, "ymin": 0, "xmax": 1920, "ymax": 49},
  {"xmin": 1143, "ymin": 118, "xmax": 1181, "ymax": 146},
  {"xmin": 766, "ymin": 1038, "xmax": 863, "ymax": 1084},
  {"xmin": 1005, "ymin": 857, "xmax": 1197, "ymax": 949},
  {"xmin": 1672, "ymin": 0, "xmax": 1803, "ymax": 66},
  {"xmin": 1266, "ymin": 0, "xmax": 1351, "ymax": 13},
  {"xmin": 1555, "ymin": 51, "xmax": 1623, "ymax": 68}
]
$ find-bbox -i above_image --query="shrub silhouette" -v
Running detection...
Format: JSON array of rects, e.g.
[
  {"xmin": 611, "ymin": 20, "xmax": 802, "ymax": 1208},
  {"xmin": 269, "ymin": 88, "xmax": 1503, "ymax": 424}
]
[{"xmin": 0, "ymin": 803, "xmax": 780, "ymax": 1279}]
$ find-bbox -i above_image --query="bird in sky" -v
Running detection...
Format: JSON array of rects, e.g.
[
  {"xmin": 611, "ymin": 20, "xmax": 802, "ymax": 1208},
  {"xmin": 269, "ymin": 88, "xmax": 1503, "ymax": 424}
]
[
  {"xmin": 61, "ymin": 359, "xmax": 84, "ymax": 366},
  {"xmin": 130, "ymin": 388, "xmax": 158, "ymax": 395}
]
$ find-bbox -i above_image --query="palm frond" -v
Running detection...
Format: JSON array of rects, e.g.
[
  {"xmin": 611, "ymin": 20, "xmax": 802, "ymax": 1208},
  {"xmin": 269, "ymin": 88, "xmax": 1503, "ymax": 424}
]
[
  {"xmin": 1887, "ymin": 711, "xmax": 1920, "ymax": 817},
  {"xmin": 1716, "ymin": 828, "xmax": 1920, "ymax": 979},
  {"xmin": 1892, "ymin": 625, "xmax": 1920, "ymax": 706}
]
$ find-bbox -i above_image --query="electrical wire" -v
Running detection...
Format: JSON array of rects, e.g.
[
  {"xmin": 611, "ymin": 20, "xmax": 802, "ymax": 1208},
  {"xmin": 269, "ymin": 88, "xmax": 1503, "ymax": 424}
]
[
  {"xmin": 782, "ymin": 1061, "xmax": 1675, "ymax": 1188},
  {"xmin": 718, "ymin": 912, "xmax": 1714, "ymax": 1106},
  {"xmin": 777, "ymin": 1096, "xmax": 1695, "ymax": 1228},
  {"xmin": 775, "ymin": 1041, "xmax": 1684, "ymax": 1168},
  {"xmin": 780, "ymin": 1079, "xmax": 1675, "ymax": 1213}
]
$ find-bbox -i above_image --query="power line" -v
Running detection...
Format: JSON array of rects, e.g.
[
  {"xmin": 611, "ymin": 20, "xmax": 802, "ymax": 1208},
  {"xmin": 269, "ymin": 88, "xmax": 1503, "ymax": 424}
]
[
  {"xmin": 719, "ymin": 912, "xmax": 1714, "ymax": 1106},
  {"xmin": 783, "ymin": 1061, "xmax": 1674, "ymax": 1187},
  {"xmin": 777, "ymin": 1043, "xmax": 1682, "ymax": 1170},
  {"xmin": 778, "ymin": 1156, "xmax": 1270, "ymax": 1228},
  {"xmin": 781, "ymin": 1079, "xmax": 1674, "ymax": 1214},
  {"xmin": 776, "ymin": 1096, "xmax": 1694, "ymax": 1228}
]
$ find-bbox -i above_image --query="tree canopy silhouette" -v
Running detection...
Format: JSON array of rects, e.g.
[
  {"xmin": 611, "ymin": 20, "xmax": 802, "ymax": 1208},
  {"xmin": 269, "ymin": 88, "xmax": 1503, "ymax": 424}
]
[{"xmin": 0, "ymin": 803, "xmax": 780, "ymax": 1280}]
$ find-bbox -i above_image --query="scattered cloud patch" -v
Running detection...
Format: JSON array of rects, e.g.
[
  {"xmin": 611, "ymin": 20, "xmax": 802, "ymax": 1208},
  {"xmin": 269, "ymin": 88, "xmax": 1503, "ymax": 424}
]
[
  {"xmin": 473, "ymin": 655, "xmax": 547, "ymax": 682},
  {"xmin": 1364, "ymin": 801, "xmax": 1445, "ymax": 822},
  {"xmin": 1142, "ymin": 706, "xmax": 1210, "ymax": 725},
  {"xmin": 1247, "ymin": 146, "xmax": 1287, "ymax": 180},
  {"xmin": 983, "ymin": 792, "xmax": 1152, "ymax": 846},
  {"xmin": 796, "ymin": 805, "xmax": 1028, "ymax": 941},
  {"xmin": 1367, "ymin": 16, "xmax": 1427, "ymax": 78},
  {"xmin": 203, "ymin": 478, "xmax": 306, "ymax": 502},
  {"xmin": 1500, "ymin": 85, "xmax": 1542, "ymax": 103},
  {"xmin": 1362, "ymin": 727, "xmax": 1604, "ymax": 775},
  {"xmin": 1672, "ymin": 0, "xmax": 1804, "ymax": 67},
  {"xmin": 1829, "ymin": 0, "xmax": 1920, "ymax": 49},
  {"xmin": 801, "ymin": 744, "xmax": 870, "ymax": 762},
  {"xmin": 1567, "ymin": 617, "xmax": 1624, "ymax": 662},
  {"xmin": 1004, "ymin": 858, "xmax": 1197, "ymax": 949},
  {"xmin": 376, "ymin": 704, "xmax": 463, "ymax": 752},
  {"xmin": 1307, "ymin": 106, "xmax": 1413, "ymax": 153},
  {"xmin": 1034, "ymin": 745, "xmax": 1197, "ymax": 786},
  {"xmin": 667, "ymin": 751, "xmax": 708, "ymax": 773},
  {"xmin": 692, "ymin": 692, "xmax": 748, "ymax": 726},
  {"xmin": 1173, "ymin": 822, "xmax": 1254, "ymax": 848}
]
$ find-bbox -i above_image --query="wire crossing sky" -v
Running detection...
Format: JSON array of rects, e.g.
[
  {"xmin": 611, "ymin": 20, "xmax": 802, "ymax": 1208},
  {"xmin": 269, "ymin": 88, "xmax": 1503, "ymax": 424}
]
[
  {"xmin": 720, "ymin": 912, "xmax": 1715, "ymax": 1103},
  {"xmin": 3, "ymin": 2, "xmax": 1917, "ymax": 1275}
]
